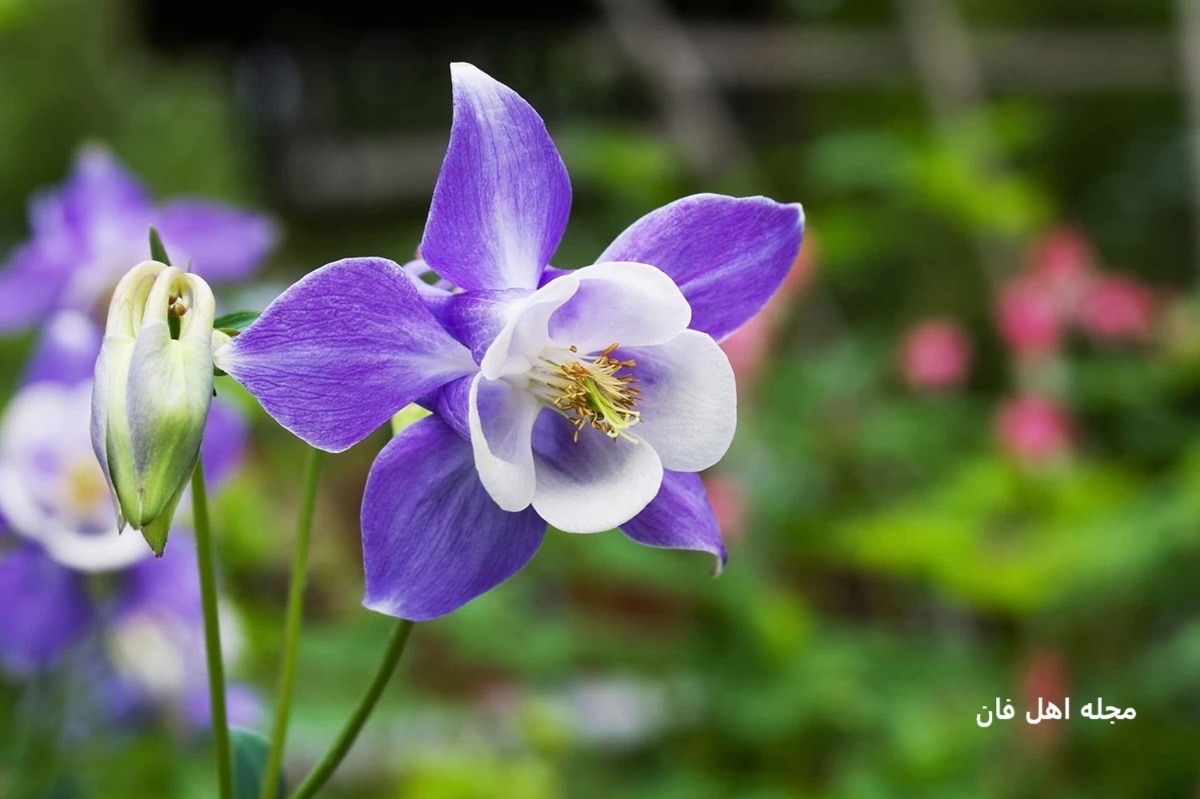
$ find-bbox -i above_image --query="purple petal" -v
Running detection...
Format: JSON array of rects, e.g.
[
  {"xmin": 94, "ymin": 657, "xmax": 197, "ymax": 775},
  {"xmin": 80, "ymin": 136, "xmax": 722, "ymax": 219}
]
[
  {"xmin": 182, "ymin": 683, "xmax": 265, "ymax": 731},
  {"xmin": 596, "ymin": 194, "xmax": 804, "ymax": 341},
  {"xmin": 538, "ymin": 266, "xmax": 573, "ymax": 287},
  {"xmin": 433, "ymin": 374, "xmax": 473, "ymax": 440},
  {"xmin": 0, "ymin": 244, "xmax": 69, "ymax": 332},
  {"xmin": 0, "ymin": 148, "xmax": 155, "ymax": 332},
  {"xmin": 202, "ymin": 396, "xmax": 248, "ymax": 488},
  {"xmin": 420, "ymin": 63, "xmax": 571, "ymax": 292},
  {"xmin": 401, "ymin": 259, "xmax": 454, "ymax": 297},
  {"xmin": 362, "ymin": 416, "xmax": 546, "ymax": 621},
  {"xmin": 156, "ymin": 200, "xmax": 279, "ymax": 283},
  {"xmin": 120, "ymin": 531, "xmax": 202, "ymax": 622},
  {"xmin": 215, "ymin": 257, "xmax": 476, "ymax": 452},
  {"xmin": 0, "ymin": 544, "xmax": 92, "ymax": 675},
  {"xmin": 30, "ymin": 148, "xmax": 154, "ymax": 316},
  {"xmin": 441, "ymin": 288, "xmax": 532, "ymax": 361},
  {"xmin": 59, "ymin": 147, "xmax": 153, "ymax": 236},
  {"xmin": 22, "ymin": 311, "xmax": 101, "ymax": 386},
  {"xmin": 621, "ymin": 470, "xmax": 727, "ymax": 573}
]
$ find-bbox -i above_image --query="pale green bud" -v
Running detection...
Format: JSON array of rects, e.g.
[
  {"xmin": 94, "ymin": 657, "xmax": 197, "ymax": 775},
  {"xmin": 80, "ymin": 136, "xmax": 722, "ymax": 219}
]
[{"xmin": 91, "ymin": 261, "xmax": 216, "ymax": 556}]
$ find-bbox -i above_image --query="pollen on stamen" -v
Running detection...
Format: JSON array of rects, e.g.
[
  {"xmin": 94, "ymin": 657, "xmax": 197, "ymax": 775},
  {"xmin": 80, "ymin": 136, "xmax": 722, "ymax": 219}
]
[{"xmin": 531, "ymin": 342, "xmax": 643, "ymax": 444}]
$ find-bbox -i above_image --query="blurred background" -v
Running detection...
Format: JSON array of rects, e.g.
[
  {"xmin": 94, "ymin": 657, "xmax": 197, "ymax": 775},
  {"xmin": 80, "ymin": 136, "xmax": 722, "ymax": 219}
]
[{"xmin": 2, "ymin": 0, "xmax": 1200, "ymax": 796}]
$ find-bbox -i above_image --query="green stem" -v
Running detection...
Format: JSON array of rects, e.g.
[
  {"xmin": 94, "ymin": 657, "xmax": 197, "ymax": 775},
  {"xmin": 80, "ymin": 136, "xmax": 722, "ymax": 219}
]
[
  {"xmin": 260, "ymin": 448, "xmax": 324, "ymax": 799},
  {"xmin": 192, "ymin": 457, "xmax": 233, "ymax": 799},
  {"xmin": 289, "ymin": 619, "xmax": 415, "ymax": 799}
]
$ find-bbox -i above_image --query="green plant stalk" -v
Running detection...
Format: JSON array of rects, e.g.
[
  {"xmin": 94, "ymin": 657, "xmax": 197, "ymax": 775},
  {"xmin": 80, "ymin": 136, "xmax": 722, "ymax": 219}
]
[
  {"xmin": 192, "ymin": 457, "xmax": 233, "ymax": 799},
  {"xmin": 260, "ymin": 448, "xmax": 324, "ymax": 799},
  {"xmin": 289, "ymin": 619, "xmax": 415, "ymax": 799}
]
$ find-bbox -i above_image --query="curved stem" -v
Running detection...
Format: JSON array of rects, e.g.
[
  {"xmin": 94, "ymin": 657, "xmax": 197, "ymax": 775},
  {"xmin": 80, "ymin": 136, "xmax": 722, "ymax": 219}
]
[
  {"xmin": 289, "ymin": 619, "xmax": 415, "ymax": 799},
  {"xmin": 192, "ymin": 457, "xmax": 233, "ymax": 799},
  {"xmin": 260, "ymin": 448, "xmax": 324, "ymax": 799}
]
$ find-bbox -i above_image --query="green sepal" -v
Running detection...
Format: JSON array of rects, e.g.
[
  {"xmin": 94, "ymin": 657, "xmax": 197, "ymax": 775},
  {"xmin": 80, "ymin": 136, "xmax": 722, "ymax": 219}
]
[
  {"xmin": 139, "ymin": 471, "xmax": 189, "ymax": 557},
  {"xmin": 148, "ymin": 226, "xmax": 172, "ymax": 265},
  {"xmin": 214, "ymin": 311, "xmax": 261, "ymax": 331}
]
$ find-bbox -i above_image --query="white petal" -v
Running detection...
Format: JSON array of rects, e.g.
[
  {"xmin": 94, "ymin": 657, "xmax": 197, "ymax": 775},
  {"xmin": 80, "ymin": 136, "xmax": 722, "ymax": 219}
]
[
  {"xmin": 548, "ymin": 261, "xmax": 691, "ymax": 354},
  {"xmin": 480, "ymin": 273, "xmax": 579, "ymax": 380},
  {"xmin": 531, "ymin": 411, "xmax": 664, "ymax": 534},
  {"xmin": 624, "ymin": 329, "xmax": 737, "ymax": 472},
  {"xmin": 0, "ymin": 381, "xmax": 148, "ymax": 572},
  {"xmin": 468, "ymin": 373, "xmax": 541, "ymax": 511},
  {"xmin": 0, "ymin": 383, "xmax": 99, "ymax": 538},
  {"xmin": 42, "ymin": 526, "xmax": 149, "ymax": 572}
]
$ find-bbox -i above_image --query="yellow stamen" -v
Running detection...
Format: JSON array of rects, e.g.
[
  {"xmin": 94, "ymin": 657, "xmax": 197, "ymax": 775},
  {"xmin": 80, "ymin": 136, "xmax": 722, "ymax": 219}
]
[
  {"xmin": 64, "ymin": 460, "xmax": 106, "ymax": 517},
  {"xmin": 529, "ymin": 343, "xmax": 642, "ymax": 442}
]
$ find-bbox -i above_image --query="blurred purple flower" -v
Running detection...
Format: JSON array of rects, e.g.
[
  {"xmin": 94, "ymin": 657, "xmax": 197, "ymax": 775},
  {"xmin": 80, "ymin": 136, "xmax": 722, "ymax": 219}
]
[
  {"xmin": 22, "ymin": 311, "xmax": 103, "ymax": 387},
  {"xmin": 1, "ymin": 380, "xmax": 148, "ymax": 571},
  {"xmin": 182, "ymin": 683, "xmax": 265, "ymax": 732},
  {"xmin": 0, "ymin": 336, "xmax": 254, "ymax": 728},
  {"xmin": 107, "ymin": 538, "xmax": 262, "ymax": 732},
  {"xmin": 0, "ymin": 543, "xmax": 92, "ymax": 675},
  {"xmin": 0, "ymin": 146, "xmax": 278, "ymax": 332},
  {"xmin": 215, "ymin": 63, "xmax": 804, "ymax": 621}
]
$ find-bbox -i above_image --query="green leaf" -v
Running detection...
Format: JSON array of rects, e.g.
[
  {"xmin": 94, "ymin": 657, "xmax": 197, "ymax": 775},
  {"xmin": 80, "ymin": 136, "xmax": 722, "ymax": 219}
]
[
  {"xmin": 46, "ymin": 777, "xmax": 83, "ymax": 799},
  {"xmin": 148, "ymin": 226, "xmax": 172, "ymax": 265},
  {"xmin": 231, "ymin": 728, "xmax": 283, "ymax": 799},
  {"xmin": 214, "ymin": 311, "xmax": 261, "ymax": 331}
]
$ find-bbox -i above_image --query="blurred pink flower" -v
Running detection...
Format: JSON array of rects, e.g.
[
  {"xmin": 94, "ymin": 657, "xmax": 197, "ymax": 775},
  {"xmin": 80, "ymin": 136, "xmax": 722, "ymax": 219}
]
[
  {"xmin": 1020, "ymin": 648, "xmax": 1070, "ymax": 751},
  {"xmin": 996, "ymin": 395, "xmax": 1072, "ymax": 463},
  {"xmin": 1077, "ymin": 274, "xmax": 1154, "ymax": 344},
  {"xmin": 772, "ymin": 234, "xmax": 817, "ymax": 319},
  {"xmin": 1029, "ymin": 227, "xmax": 1094, "ymax": 312},
  {"xmin": 720, "ymin": 312, "xmax": 773, "ymax": 386},
  {"xmin": 996, "ymin": 277, "xmax": 1062, "ymax": 359},
  {"xmin": 702, "ymin": 474, "xmax": 747, "ymax": 543},
  {"xmin": 898, "ymin": 318, "xmax": 972, "ymax": 391},
  {"xmin": 720, "ymin": 236, "xmax": 816, "ymax": 385}
]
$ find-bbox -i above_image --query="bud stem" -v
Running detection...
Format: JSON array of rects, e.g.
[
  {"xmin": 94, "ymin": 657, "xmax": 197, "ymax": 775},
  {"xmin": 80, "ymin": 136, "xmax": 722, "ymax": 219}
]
[
  {"xmin": 260, "ymin": 447, "xmax": 323, "ymax": 799},
  {"xmin": 192, "ymin": 457, "xmax": 234, "ymax": 799},
  {"xmin": 289, "ymin": 618, "xmax": 415, "ymax": 799}
]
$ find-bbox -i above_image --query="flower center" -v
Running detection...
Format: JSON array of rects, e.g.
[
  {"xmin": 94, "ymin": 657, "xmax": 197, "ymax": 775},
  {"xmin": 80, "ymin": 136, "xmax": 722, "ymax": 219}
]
[
  {"xmin": 63, "ymin": 459, "xmax": 107, "ymax": 517},
  {"xmin": 529, "ymin": 343, "xmax": 642, "ymax": 443}
]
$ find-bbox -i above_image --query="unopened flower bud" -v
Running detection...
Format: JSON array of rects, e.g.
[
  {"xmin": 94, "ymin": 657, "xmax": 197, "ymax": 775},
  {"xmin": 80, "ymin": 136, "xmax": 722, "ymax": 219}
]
[{"xmin": 91, "ymin": 261, "xmax": 216, "ymax": 555}]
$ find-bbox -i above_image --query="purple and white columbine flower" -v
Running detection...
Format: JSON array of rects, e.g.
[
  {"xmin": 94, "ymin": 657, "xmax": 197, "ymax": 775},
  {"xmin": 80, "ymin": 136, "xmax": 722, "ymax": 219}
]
[
  {"xmin": 215, "ymin": 63, "xmax": 804, "ymax": 621},
  {"xmin": 0, "ymin": 146, "xmax": 277, "ymax": 332}
]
